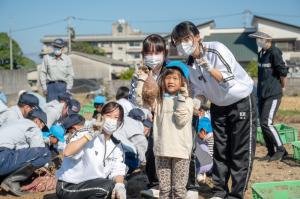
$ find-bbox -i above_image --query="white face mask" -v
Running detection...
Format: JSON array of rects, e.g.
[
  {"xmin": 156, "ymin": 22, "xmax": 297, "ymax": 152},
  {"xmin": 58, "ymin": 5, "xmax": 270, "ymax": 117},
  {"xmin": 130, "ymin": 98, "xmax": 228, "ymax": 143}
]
[
  {"xmin": 54, "ymin": 48, "xmax": 62, "ymax": 56},
  {"xmin": 176, "ymin": 40, "xmax": 196, "ymax": 56},
  {"xmin": 144, "ymin": 54, "xmax": 164, "ymax": 69},
  {"xmin": 256, "ymin": 38, "xmax": 268, "ymax": 50},
  {"xmin": 103, "ymin": 118, "xmax": 118, "ymax": 135}
]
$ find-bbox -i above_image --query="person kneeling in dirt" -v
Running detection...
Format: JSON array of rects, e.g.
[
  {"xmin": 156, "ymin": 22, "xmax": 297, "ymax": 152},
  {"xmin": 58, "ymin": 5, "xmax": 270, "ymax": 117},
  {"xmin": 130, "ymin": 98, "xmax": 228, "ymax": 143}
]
[
  {"xmin": 0, "ymin": 108, "xmax": 51, "ymax": 196},
  {"xmin": 56, "ymin": 102, "xmax": 127, "ymax": 199}
]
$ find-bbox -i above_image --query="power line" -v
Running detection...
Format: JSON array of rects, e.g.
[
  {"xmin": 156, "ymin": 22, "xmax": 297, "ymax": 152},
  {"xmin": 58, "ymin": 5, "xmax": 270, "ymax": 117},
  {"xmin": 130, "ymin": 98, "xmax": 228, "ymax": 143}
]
[
  {"xmin": 12, "ymin": 18, "xmax": 68, "ymax": 33},
  {"xmin": 253, "ymin": 12, "xmax": 300, "ymax": 18},
  {"xmin": 76, "ymin": 12, "xmax": 244, "ymax": 24}
]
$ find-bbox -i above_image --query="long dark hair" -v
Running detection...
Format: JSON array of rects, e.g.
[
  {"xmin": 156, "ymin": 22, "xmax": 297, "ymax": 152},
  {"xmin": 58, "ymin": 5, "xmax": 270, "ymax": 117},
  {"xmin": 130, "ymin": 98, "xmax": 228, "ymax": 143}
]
[
  {"xmin": 171, "ymin": 21, "xmax": 199, "ymax": 46},
  {"xmin": 101, "ymin": 101, "xmax": 124, "ymax": 127}
]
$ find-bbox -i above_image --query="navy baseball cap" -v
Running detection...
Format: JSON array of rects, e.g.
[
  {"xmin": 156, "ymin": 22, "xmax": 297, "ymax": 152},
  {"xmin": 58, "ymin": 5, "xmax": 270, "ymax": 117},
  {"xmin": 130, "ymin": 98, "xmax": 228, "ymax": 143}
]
[
  {"xmin": 18, "ymin": 93, "xmax": 39, "ymax": 107},
  {"xmin": 52, "ymin": 38, "xmax": 65, "ymax": 48},
  {"xmin": 28, "ymin": 108, "xmax": 49, "ymax": 132},
  {"xmin": 68, "ymin": 99, "xmax": 81, "ymax": 115},
  {"xmin": 58, "ymin": 92, "xmax": 72, "ymax": 103},
  {"xmin": 128, "ymin": 108, "xmax": 145, "ymax": 122},
  {"xmin": 62, "ymin": 114, "xmax": 85, "ymax": 130}
]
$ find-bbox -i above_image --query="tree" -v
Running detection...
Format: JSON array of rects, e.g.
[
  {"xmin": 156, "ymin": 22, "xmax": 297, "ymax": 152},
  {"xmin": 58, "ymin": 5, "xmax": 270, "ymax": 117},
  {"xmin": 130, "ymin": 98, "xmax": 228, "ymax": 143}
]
[
  {"xmin": 119, "ymin": 67, "xmax": 135, "ymax": 80},
  {"xmin": 72, "ymin": 41, "xmax": 106, "ymax": 56},
  {"xmin": 246, "ymin": 60, "xmax": 258, "ymax": 78},
  {"xmin": 0, "ymin": 32, "xmax": 36, "ymax": 70}
]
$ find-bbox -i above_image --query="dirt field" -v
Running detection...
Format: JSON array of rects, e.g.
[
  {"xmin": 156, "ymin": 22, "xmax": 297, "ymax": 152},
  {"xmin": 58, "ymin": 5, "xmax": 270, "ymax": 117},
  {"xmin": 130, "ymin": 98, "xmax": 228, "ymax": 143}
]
[
  {"xmin": 0, "ymin": 95, "xmax": 299, "ymax": 199},
  {"xmin": 1, "ymin": 141, "xmax": 299, "ymax": 199}
]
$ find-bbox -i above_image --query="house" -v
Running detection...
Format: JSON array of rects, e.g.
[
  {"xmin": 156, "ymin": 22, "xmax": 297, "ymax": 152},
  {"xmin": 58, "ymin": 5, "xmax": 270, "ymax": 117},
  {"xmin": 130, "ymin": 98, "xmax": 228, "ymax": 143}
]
[
  {"xmin": 28, "ymin": 51, "xmax": 131, "ymax": 92},
  {"xmin": 41, "ymin": 19, "xmax": 168, "ymax": 66}
]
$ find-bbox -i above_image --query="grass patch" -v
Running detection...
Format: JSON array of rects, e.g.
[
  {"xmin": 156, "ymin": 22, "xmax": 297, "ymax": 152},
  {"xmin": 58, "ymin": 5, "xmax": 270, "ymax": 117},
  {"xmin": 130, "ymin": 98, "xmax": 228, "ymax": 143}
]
[{"xmin": 277, "ymin": 109, "xmax": 300, "ymax": 117}]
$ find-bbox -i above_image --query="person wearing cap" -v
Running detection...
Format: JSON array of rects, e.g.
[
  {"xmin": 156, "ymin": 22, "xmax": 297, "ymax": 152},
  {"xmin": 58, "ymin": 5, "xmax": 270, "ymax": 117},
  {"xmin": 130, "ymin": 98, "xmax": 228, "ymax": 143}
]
[
  {"xmin": 0, "ymin": 108, "xmax": 51, "ymax": 196},
  {"xmin": 42, "ymin": 93, "xmax": 80, "ymax": 127},
  {"xmin": 0, "ymin": 92, "xmax": 39, "ymax": 127},
  {"xmin": 151, "ymin": 60, "xmax": 194, "ymax": 198},
  {"xmin": 56, "ymin": 102, "xmax": 126, "ymax": 199},
  {"xmin": 116, "ymin": 86, "xmax": 135, "ymax": 117},
  {"xmin": 114, "ymin": 108, "xmax": 149, "ymax": 173},
  {"xmin": 249, "ymin": 31, "xmax": 289, "ymax": 161},
  {"xmin": 40, "ymin": 38, "xmax": 74, "ymax": 102},
  {"xmin": 92, "ymin": 95, "xmax": 106, "ymax": 119},
  {"xmin": 43, "ymin": 124, "xmax": 65, "ymax": 150},
  {"xmin": 171, "ymin": 21, "xmax": 256, "ymax": 199}
]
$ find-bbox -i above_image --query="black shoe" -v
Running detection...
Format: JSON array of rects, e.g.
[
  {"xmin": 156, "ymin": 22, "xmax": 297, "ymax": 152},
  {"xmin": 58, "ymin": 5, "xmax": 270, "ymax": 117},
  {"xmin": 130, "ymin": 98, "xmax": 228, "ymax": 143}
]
[
  {"xmin": 258, "ymin": 153, "xmax": 273, "ymax": 161},
  {"xmin": 269, "ymin": 150, "xmax": 288, "ymax": 162},
  {"xmin": 1, "ymin": 180, "xmax": 24, "ymax": 196},
  {"xmin": 0, "ymin": 163, "xmax": 34, "ymax": 196}
]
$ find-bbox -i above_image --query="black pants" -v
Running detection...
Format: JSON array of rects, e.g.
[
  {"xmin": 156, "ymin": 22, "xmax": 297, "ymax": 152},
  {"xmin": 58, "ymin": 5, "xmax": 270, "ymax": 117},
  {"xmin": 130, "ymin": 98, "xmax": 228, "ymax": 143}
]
[
  {"xmin": 258, "ymin": 96, "xmax": 284, "ymax": 155},
  {"xmin": 56, "ymin": 178, "xmax": 114, "ymax": 199},
  {"xmin": 145, "ymin": 131, "xmax": 158, "ymax": 186},
  {"xmin": 211, "ymin": 94, "xmax": 257, "ymax": 199}
]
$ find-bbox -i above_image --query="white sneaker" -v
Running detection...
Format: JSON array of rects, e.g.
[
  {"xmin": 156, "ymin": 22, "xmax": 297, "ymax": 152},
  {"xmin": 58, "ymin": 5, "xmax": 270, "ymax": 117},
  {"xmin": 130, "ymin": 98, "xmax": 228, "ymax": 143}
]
[
  {"xmin": 140, "ymin": 188, "xmax": 159, "ymax": 198},
  {"xmin": 209, "ymin": 197, "xmax": 223, "ymax": 199},
  {"xmin": 197, "ymin": 173, "xmax": 206, "ymax": 183},
  {"xmin": 185, "ymin": 190, "xmax": 199, "ymax": 199}
]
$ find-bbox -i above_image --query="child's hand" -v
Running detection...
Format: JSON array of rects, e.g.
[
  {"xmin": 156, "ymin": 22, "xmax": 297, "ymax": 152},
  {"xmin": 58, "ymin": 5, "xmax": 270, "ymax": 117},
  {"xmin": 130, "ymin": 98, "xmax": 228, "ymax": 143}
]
[
  {"xmin": 198, "ymin": 130, "xmax": 206, "ymax": 140},
  {"xmin": 179, "ymin": 82, "xmax": 189, "ymax": 98}
]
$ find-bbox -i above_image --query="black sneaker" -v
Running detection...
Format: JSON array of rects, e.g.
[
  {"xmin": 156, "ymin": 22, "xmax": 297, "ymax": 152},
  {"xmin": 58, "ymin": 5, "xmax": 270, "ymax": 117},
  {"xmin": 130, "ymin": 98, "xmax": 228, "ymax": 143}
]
[
  {"xmin": 269, "ymin": 150, "xmax": 288, "ymax": 162},
  {"xmin": 258, "ymin": 153, "xmax": 273, "ymax": 161}
]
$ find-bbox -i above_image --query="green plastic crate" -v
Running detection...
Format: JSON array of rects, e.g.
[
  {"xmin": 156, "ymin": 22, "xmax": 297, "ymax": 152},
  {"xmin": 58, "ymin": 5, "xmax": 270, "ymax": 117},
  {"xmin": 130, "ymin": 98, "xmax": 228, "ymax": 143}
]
[
  {"xmin": 292, "ymin": 141, "xmax": 300, "ymax": 161},
  {"xmin": 256, "ymin": 128, "xmax": 266, "ymax": 145},
  {"xmin": 256, "ymin": 124, "xmax": 298, "ymax": 145},
  {"xmin": 252, "ymin": 180, "xmax": 300, "ymax": 199}
]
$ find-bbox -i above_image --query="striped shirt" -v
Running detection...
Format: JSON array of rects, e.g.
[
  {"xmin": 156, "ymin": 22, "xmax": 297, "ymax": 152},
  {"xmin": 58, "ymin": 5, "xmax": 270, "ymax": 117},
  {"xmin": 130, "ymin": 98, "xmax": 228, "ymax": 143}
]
[{"xmin": 188, "ymin": 41, "xmax": 253, "ymax": 106}]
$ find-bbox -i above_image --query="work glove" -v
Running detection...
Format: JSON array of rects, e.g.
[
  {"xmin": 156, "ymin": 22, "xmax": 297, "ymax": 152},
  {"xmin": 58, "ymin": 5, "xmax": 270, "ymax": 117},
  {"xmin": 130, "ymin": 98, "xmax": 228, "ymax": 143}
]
[
  {"xmin": 197, "ymin": 57, "xmax": 214, "ymax": 72},
  {"xmin": 84, "ymin": 115, "xmax": 105, "ymax": 141},
  {"xmin": 136, "ymin": 66, "xmax": 149, "ymax": 82},
  {"xmin": 111, "ymin": 183, "xmax": 126, "ymax": 199},
  {"xmin": 192, "ymin": 98, "xmax": 201, "ymax": 115}
]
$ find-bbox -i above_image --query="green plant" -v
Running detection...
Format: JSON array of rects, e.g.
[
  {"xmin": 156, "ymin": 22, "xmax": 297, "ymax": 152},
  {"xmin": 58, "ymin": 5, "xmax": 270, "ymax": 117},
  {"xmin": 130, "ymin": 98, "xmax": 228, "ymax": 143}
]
[
  {"xmin": 246, "ymin": 60, "xmax": 258, "ymax": 78},
  {"xmin": 119, "ymin": 67, "xmax": 135, "ymax": 80}
]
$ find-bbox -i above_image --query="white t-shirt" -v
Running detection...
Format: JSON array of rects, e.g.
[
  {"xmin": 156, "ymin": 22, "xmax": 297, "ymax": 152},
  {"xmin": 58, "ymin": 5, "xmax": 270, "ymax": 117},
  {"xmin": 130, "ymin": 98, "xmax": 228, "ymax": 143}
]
[
  {"xmin": 189, "ymin": 41, "xmax": 253, "ymax": 106},
  {"xmin": 56, "ymin": 130, "xmax": 126, "ymax": 184}
]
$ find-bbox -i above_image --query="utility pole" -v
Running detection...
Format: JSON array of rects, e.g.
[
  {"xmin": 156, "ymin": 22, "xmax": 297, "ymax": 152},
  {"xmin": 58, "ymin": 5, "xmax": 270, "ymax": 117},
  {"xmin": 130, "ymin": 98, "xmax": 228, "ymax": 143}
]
[
  {"xmin": 243, "ymin": 10, "xmax": 252, "ymax": 28},
  {"xmin": 67, "ymin": 16, "xmax": 72, "ymax": 53},
  {"xmin": 9, "ymin": 27, "xmax": 13, "ymax": 70}
]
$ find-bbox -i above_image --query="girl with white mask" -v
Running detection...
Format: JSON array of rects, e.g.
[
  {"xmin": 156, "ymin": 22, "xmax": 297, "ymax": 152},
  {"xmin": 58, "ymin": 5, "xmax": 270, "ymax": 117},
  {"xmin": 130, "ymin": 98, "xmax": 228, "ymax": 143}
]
[
  {"xmin": 171, "ymin": 21, "xmax": 256, "ymax": 199},
  {"xmin": 56, "ymin": 102, "xmax": 127, "ymax": 199},
  {"xmin": 128, "ymin": 34, "xmax": 168, "ymax": 107}
]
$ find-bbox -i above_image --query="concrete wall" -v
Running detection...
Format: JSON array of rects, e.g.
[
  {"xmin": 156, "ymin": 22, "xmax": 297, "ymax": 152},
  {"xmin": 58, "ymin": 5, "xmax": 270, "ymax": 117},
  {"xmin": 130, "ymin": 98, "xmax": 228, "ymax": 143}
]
[{"xmin": 0, "ymin": 70, "xmax": 30, "ymax": 95}]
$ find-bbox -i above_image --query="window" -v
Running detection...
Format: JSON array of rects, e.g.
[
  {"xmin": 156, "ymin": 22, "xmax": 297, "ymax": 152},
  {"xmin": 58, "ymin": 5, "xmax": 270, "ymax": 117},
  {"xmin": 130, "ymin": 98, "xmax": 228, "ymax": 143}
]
[
  {"xmin": 273, "ymin": 40, "xmax": 295, "ymax": 51},
  {"xmin": 117, "ymin": 24, "xmax": 123, "ymax": 33},
  {"xmin": 118, "ymin": 47, "xmax": 123, "ymax": 50},
  {"xmin": 129, "ymin": 41, "xmax": 140, "ymax": 47},
  {"xmin": 295, "ymin": 41, "xmax": 300, "ymax": 52}
]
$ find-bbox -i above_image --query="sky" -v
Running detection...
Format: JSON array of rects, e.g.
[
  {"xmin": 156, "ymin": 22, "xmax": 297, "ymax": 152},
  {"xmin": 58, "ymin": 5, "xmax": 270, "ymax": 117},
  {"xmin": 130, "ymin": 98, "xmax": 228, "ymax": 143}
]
[{"xmin": 0, "ymin": 0, "xmax": 300, "ymax": 63}]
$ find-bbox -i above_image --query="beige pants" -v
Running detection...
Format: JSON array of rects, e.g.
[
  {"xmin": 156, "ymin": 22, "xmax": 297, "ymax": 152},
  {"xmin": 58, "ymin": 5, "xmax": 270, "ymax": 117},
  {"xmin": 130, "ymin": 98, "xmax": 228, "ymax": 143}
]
[{"xmin": 155, "ymin": 156, "xmax": 190, "ymax": 199}]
